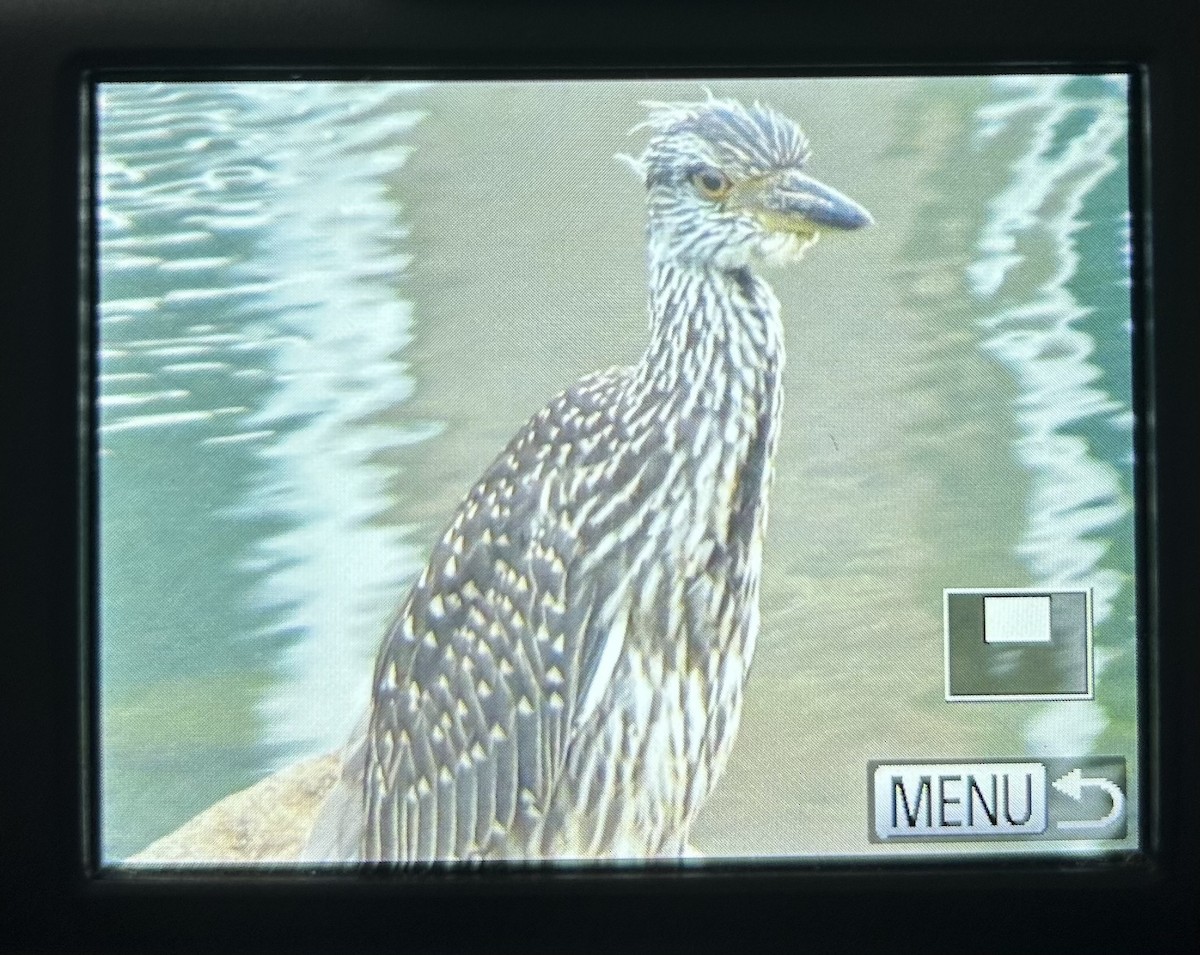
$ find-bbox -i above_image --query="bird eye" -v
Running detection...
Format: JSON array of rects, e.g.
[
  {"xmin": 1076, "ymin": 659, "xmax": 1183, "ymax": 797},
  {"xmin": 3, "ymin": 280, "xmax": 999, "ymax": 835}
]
[{"xmin": 690, "ymin": 168, "xmax": 733, "ymax": 201}]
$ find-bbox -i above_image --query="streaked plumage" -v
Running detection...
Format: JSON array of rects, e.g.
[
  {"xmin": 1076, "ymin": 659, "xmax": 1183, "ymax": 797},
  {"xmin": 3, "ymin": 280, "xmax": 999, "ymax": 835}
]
[{"xmin": 302, "ymin": 96, "xmax": 872, "ymax": 863}]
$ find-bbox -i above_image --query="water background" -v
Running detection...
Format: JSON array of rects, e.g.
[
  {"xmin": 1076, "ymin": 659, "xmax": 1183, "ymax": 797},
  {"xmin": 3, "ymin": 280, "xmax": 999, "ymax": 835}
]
[{"xmin": 95, "ymin": 76, "xmax": 1136, "ymax": 862}]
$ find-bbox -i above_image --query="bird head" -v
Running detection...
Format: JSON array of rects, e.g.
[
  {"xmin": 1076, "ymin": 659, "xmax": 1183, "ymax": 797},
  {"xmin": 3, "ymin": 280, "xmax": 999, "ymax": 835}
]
[{"xmin": 621, "ymin": 97, "xmax": 873, "ymax": 270}]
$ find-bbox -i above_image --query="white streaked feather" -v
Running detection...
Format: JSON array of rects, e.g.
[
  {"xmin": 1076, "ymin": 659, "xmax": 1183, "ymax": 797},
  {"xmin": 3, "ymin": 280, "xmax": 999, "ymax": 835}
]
[{"xmin": 574, "ymin": 606, "xmax": 629, "ymax": 726}]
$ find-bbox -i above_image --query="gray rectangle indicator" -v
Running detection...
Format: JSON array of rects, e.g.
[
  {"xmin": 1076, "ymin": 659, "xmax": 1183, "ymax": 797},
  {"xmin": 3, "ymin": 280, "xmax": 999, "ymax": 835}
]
[
  {"xmin": 873, "ymin": 762, "xmax": 1047, "ymax": 839},
  {"xmin": 943, "ymin": 588, "xmax": 1093, "ymax": 700}
]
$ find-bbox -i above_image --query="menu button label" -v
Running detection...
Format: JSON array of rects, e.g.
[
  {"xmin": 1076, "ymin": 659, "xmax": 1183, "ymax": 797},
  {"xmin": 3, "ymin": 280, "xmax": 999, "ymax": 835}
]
[{"xmin": 873, "ymin": 762, "xmax": 1047, "ymax": 839}]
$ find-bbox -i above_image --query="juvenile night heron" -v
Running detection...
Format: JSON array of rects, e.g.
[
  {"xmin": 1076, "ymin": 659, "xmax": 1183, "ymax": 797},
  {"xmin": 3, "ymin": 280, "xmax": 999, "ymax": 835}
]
[{"xmin": 303, "ymin": 97, "xmax": 872, "ymax": 863}]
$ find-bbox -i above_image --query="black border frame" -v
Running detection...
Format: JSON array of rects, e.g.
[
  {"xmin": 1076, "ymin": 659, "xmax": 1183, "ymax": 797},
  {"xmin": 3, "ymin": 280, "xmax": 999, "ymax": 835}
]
[{"xmin": 2, "ymin": 2, "xmax": 1196, "ymax": 953}]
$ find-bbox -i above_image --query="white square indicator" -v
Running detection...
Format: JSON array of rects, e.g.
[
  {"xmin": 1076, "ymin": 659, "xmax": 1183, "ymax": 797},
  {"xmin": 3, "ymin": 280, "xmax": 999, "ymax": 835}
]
[{"xmin": 984, "ymin": 595, "xmax": 1051, "ymax": 643}]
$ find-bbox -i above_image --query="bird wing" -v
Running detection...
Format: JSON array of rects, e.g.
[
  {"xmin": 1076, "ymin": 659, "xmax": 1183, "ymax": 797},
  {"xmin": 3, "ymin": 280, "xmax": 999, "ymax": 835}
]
[{"xmin": 335, "ymin": 367, "xmax": 650, "ymax": 862}]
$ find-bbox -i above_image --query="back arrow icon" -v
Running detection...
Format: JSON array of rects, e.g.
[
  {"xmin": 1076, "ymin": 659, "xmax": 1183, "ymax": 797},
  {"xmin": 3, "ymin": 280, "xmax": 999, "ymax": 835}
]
[{"xmin": 1051, "ymin": 767, "xmax": 1125, "ymax": 830}]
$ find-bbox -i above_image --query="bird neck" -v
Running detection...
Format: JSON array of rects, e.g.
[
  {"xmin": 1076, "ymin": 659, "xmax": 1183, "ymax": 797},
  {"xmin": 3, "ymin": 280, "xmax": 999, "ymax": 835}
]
[
  {"xmin": 637, "ymin": 258, "xmax": 785, "ymax": 407},
  {"xmin": 629, "ymin": 256, "xmax": 786, "ymax": 615}
]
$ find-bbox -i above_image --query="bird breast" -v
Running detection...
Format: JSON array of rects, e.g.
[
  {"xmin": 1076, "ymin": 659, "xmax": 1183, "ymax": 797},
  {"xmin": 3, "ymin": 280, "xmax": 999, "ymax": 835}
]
[{"xmin": 534, "ymin": 266, "xmax": 785, "ymax": 856}]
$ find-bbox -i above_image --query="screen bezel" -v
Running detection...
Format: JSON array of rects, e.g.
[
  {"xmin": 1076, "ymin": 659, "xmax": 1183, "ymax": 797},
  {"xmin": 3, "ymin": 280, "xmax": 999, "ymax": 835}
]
[{"xmin": 3, "ymin": 0, "xmax": 1196, "ymax": 952}]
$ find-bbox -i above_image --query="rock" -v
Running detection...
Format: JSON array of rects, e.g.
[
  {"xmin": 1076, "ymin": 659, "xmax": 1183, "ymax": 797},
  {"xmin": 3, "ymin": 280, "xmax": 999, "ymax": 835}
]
[{"xmin": 127, "ymin": 753, "xmax": 341, "ymax": 865}]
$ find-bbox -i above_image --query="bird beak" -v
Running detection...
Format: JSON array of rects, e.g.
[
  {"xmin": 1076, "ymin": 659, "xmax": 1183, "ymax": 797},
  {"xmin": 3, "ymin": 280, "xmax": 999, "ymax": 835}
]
[{"xmin": 734, "ymin": 170, "xmax": 874, "ymax": 237}]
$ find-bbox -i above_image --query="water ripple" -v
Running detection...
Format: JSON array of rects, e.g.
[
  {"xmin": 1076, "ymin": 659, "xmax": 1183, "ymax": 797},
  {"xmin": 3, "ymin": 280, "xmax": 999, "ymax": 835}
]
[
  {"xmin": 970, "ymin": 74, "xmax": 1133, "ymax": 755},
  {"xmin": 97, "ymin": 81, "xmax": 434, "ymax": 842}
]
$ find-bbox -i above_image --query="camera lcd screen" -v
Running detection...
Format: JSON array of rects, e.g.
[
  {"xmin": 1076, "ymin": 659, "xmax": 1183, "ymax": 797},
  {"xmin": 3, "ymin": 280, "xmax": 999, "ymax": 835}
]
[{"xmin": 92, "ymin": 74, "xmax": 1140, "ymax": 867}]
